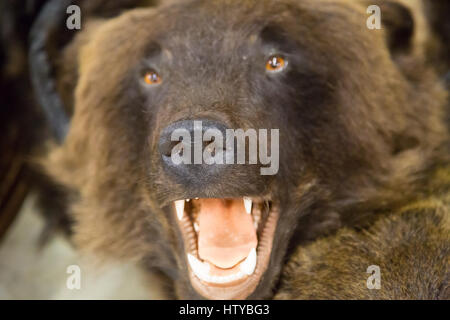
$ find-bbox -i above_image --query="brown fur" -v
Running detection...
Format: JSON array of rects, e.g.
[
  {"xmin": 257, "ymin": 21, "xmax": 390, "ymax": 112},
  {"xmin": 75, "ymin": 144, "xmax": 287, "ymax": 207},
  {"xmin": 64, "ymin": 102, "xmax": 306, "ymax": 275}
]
[
  {"xmin": 276, "ymin": 167, "xmax": 450, "ymax": 299},
  {"xmin": 40, "ymin": 0, "xmax": 449, "ymax": 299}
]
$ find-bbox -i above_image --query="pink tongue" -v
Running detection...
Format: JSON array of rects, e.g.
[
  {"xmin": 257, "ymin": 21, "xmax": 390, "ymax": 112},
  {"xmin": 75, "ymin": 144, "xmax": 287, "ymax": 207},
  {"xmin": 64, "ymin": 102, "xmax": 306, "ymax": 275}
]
[{"xmin": 197, "ymin": 199, "xmax": 257, "ymax": 269}]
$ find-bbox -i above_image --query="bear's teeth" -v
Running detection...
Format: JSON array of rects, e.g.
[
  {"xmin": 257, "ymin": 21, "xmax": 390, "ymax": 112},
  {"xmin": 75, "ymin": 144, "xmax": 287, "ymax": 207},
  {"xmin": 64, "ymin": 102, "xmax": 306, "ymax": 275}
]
[
  {"xmin": 240, "ymin": 248, "xmax": 257, "ymax": 275},
  {"xmin": 194, "ymin": 222, "xmax": 199, "ymax": 232},
  {"xmin": 175, "ymin": 200, "xmax": 185, "ymax": 220},
  {"xmin": 187, "ymin": 253, "xmax": 252, "ymax": 284},
  {"xmin": 244, "ymin": 197, "xmax": 252, "ymax": 214},
  {"xmin": 187, "ymin": 254, "xmax": 210, "ymax": 278}
]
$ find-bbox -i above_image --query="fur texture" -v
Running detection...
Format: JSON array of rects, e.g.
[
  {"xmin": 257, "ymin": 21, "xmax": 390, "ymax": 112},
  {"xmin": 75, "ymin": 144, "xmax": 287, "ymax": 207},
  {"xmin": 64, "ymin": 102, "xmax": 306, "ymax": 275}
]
[{"xmin": 40, "ymin": 0, "xmax": 449, "ymax": 299}]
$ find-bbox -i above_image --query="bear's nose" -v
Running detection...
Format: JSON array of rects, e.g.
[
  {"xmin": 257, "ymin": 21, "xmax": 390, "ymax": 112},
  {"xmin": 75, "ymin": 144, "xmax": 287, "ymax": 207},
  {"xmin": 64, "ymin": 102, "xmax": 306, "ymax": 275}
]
[{"xmin": 158, "ymin": 119, "xmax": 232, "ymax": 184}]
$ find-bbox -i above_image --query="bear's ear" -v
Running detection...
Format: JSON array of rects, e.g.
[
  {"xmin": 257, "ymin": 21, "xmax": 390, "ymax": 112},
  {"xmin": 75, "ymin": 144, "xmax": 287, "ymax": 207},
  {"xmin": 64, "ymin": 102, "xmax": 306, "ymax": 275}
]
[
  {"xmin": 30, "ymin": 1, "xmax": 109, "ymax": 143},
  {"xmin": 29, "ymin": 0, "xmax": 158, "ymax": 144},
  {"xmin": 29, "ymin": 0, "xmax": 74, "ymax": 143},
  {"xmin": 363, "ymin": 0, "xmax": 415, "ymax": 54}
]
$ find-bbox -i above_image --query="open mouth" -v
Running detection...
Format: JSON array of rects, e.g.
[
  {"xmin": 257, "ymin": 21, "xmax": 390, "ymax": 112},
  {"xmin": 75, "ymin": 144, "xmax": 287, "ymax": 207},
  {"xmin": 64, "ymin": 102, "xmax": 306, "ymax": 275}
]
[{"xmin": 174, "ymin": 197, "xmax": 279, "ymax": 299}]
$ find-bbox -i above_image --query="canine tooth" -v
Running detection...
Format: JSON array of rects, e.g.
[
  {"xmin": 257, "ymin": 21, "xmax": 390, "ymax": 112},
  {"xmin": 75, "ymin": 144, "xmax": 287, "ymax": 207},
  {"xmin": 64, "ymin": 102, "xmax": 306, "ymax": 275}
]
[
  {"xmin": 240, "ymin": 248, "xmax": 257, "ymax": 275},
  {"xmin": 194, "ymin": 222, "xmax": 199, "ymax": 232},
  {"xmin": 244, "ymin": 197, "xmax": 252, "ymax": 214},
  {"xmin": 175, "ymin": 200, "xmax": 185, "ymax": 220}
]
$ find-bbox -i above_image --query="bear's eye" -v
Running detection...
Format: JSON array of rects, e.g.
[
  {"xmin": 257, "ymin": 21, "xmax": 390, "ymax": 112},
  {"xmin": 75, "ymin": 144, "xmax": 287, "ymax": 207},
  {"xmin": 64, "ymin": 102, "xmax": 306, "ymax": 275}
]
[
  {"xmin": 144, "ymin": 70, "xmax": 162, "ymax": 85},
  {"xmin": 266, "ymin": 55, "xmax": 287, "ymax": 72}
]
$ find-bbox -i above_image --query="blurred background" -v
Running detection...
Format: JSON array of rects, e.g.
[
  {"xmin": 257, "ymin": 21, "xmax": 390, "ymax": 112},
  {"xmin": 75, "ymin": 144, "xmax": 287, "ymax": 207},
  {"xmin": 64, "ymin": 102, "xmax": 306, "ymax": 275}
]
[{"xmin": 0, "ymin": 0, "xmax": 164, "ymax": 300}]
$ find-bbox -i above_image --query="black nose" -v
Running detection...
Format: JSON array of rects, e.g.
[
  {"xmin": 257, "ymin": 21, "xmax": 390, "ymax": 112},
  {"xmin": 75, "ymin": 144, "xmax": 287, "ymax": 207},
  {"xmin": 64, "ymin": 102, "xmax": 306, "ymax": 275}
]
[{"xmin": 159, "ymin": 119, "xmax": 231, "ymax": 184}]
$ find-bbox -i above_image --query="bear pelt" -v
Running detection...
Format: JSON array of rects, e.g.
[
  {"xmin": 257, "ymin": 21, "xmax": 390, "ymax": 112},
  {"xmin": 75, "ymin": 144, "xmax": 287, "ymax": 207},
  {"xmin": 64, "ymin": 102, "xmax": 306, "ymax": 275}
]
[
  {"xmin": 40, "ymin": 0, "xmax": 449, "ymax": 299},
  {"xmin": 276, "ymin": 167, "xmax": 450, "ymax": 299}
]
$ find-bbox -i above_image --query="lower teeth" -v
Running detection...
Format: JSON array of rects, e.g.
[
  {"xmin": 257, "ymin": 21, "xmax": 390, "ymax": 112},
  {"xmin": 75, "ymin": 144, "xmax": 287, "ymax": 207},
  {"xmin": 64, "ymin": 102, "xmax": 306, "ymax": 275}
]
[{"xmin": 187, "ymin": 248, "xmax": 257, "ymax": 284}]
